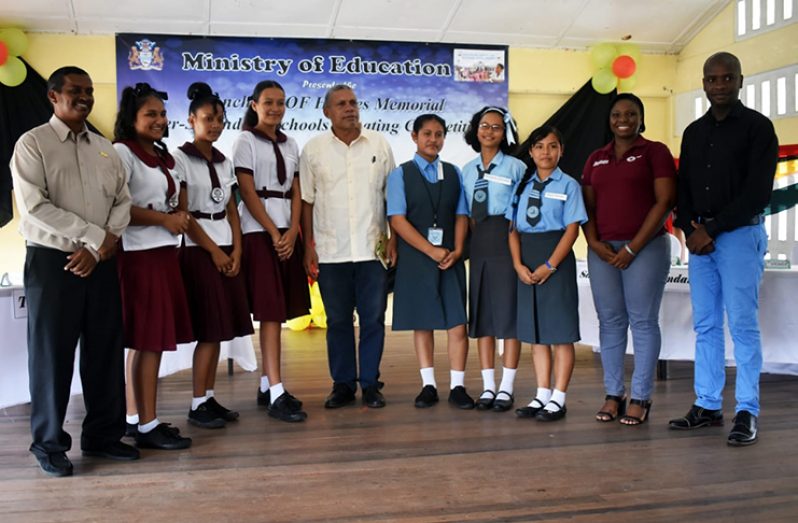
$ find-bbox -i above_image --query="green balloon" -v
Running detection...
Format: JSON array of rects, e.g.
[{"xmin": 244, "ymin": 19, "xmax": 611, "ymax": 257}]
[
  {"xmin": 0, "ymin": 27, "xmax": 28, "ymax": 56},
  {"xmin": 0, "ymin": 56, "xmax": 27, "ymax": 87},
  {"xmin": 590, "ymin": 43, "xmax": 617, "ymax": 68},
  {"xmin": 617, "ymin": 43, "xmax": 641, "ymax": 63},
  {"xmin": 591, "ymin": 68, "xmax": 617, "ymax": 94}
]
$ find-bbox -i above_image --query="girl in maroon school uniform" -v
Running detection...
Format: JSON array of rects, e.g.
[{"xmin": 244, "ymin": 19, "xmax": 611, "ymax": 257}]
[
  {"xmin": 175, "ymin": 82, "xmax": 254, "ymax": 429},
  {"xmin": 114, "ymin": 83, "xmax": 193, "ymax": 450},
  {"xmin": 233, "ymin": 80, "xmax": 311, "ymax": 423}
]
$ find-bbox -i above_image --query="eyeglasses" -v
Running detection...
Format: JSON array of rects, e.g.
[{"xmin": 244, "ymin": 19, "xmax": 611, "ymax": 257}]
[{"xmin": 478, "ymin": 123, "xmax": 504, "ymax": 132}]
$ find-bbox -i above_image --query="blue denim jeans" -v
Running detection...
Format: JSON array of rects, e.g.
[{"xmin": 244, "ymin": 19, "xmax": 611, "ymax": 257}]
[
  {"xmin": 317, "ymin": 261, "xmax": 387, "ymax": 390},
  {"xmin": 689, "ymin": 223, "xmax": 767, "ymax": 415},
  {"xmin": 587, "ymin": 235, "xmax": 670, "ymax": 400}
]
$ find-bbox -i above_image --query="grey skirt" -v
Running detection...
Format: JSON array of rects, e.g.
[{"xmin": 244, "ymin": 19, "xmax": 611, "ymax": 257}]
[
  {"xmin": 468, "ymin": 216, "xmax": 517, "ymax": 339},
  {"xmin": 516, "ymin": 231, "xmax": 579, "ymax": 345}
]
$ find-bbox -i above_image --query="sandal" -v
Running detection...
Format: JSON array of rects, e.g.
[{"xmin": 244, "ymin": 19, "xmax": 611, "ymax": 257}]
[
  {"xmin": 595, "ymin": 394, "xmax": 627, "ymax": 422},
  {"xmin": 475, "ymin": 390, "xmax": 496, "ymax": 410},
  {"xmin": 619, "ymin": 399, "xmax": 652, "ymax": 425}
]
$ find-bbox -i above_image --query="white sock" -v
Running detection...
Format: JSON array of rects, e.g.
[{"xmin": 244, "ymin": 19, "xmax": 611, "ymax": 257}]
[
  {"xmin": 125, "ymin": 414, "xmax": 139, "ymax": 425},
  {"xmin": 269, "ymin": 382, "xmax": 285, "ymax": 404},
  {"xmin": 205, "ymin": 389, "xmax": 215, "ymax": 398},
  {"xmin": 450, "ymin": 370, "xmax": 465, "ymax": 389},
  {"xmin": 497, "ymin": 367, "xmax": 517, "ymax": 398},
  {"xmin": 420, "ymin": 367, "xmax": 437, "ymax": 388},
  {"xmin": 546, "ymin": 389, "xmax": 566, "ymax": 412},
  {"xmin": 191, "ymin": 395, "xmax": 208, "ymax": 411},
  {"xmin": 138, "ymin": 418, "xmax": 160, "ymax": 434},
  {"xmin": 481, "ymin": 368, "xmax": 496, "ymax": 393},
  {"xmin": 530, "ymin": 387, "xmax": 552, "ymax": 407},
  {"xmin": 260, "ymin": 376, "xmax": 270, "ymax": 393}
]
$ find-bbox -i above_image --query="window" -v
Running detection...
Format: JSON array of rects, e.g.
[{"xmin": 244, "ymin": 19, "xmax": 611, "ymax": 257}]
[{"xmin": 736, "ymin": 0, "xmax": 796, "ymax": 39}]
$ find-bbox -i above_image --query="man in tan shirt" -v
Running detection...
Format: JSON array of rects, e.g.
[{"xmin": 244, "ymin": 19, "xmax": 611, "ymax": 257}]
[{"xmin": 11, "ymin": 66, "xmax": 138, "ymax": 477}]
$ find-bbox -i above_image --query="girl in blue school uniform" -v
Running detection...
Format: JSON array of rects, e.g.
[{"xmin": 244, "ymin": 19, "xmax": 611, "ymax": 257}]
[
  {"xmin": 387, "ymin": 114, "xmax": 475, "ymax": 410},
  {"xmin": 175, "ymin": 82, "xmax": 254, "ymax": 429},
  {"xmin": 461, "ymin": 107, "xmax": 526, "ymax": 412},
  {"xmin": 506, "ymin": 125, "xmax": 587, "ymax": 421}
]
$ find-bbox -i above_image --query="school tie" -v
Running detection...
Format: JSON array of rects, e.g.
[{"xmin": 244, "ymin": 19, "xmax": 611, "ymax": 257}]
[
  {"xmin": 471, "ymin": 164, "xmax": 494, "ymax": 223},
  {"xmin": 525, "ymin": 178, "xmax": 552, "ymax": 228}
]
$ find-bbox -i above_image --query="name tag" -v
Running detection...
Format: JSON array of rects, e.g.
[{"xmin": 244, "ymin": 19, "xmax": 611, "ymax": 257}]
[
  {"xmin": 484, "ymin": 173, "xmax": 512, "ymax": 186},
  {"xmin": 427, "ymin": 227, "xmax": 444, "ymax": 246},
  {"xmin": 544, "ymin": 192, "xmax": 567, "ymax": 201}
]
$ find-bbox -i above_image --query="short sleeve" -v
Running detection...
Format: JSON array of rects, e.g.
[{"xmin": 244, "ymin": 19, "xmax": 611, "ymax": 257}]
[
  {"xmin": 386, "ymin": 166, "xmax": 406, "ymax": 216},
  {"xmin": 563, "ymin": 177, "xmax": 588, "ymax": 225},
  {"xmin": 299, "ymin": 143, "xmax": 316, "ymax": 204},
  {"xmin": 232, "ymin": 133, "xmax": 254, "ymax": 174},
  {"xmin": 113, "ymin": 143, "xmax": 134, "ymax": 183},
  {"xmin": 504, "ymin": 181, "xmax": 520, "ymax": 222},
  {"xmin": 581, "ymin": 151, "xmax": 598, "ymax": 186},
  {"xmin": 454, "ymin": 165, "xmax": 468, "ymax": 215}
]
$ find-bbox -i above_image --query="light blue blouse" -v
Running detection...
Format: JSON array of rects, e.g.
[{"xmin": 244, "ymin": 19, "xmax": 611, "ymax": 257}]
[
  {"xmin": 505, "ymin": 167, "xmax": 588, "ymax": 233},
  {"xmin": 386, "ymin": 154, "xmax": 468, "ymax": 217},
  {"xmin": 461, "ymin": 151, "xmax": 526, "ymax": 217}
]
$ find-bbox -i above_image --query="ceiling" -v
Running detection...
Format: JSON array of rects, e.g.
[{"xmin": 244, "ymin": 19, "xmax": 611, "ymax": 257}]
[{"xmin": 1, "ymin": 0, "xmax": 730, "ymax": 54}]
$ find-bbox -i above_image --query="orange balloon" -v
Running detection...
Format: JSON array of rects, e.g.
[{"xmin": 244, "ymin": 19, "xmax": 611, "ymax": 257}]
[
  {"xmin": 612, "ymin": 55, "xmax": 637, "ymax": 79},
  {"xmin": 0, "ymin": 41, "xmax": 7, "ymax": 66}
]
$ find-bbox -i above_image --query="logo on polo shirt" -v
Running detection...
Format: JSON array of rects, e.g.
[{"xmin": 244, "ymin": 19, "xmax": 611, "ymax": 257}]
[
  {"xmin": 129, "ymin": 39, "xmax": 164, "ymax": 71},
  {"xmin": 593, "ymin": 159, "xmax": 609, "ymax": 167},
  {"xmin": 626, "ymin": 155, "xmax": 643, "ymax": 163}
]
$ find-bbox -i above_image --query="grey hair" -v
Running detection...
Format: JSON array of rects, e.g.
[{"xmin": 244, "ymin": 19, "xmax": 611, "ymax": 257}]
[{"xmin": 323, "ymin": 84, "xmax": 355, "ymax": 108}]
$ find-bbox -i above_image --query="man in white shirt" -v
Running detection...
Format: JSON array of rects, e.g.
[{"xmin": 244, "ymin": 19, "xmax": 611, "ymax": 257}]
[{"xmin": 300, "ymin": 85, "xmax": 396, "ymax": 409}]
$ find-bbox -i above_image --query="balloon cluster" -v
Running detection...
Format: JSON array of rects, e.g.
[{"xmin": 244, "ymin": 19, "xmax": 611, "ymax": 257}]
[
  {"xmin": 0, "ymin": 27, "xmax": 28, "ymax": 87},
  {"xmin": 590, "ymin": 43, "xmax": 640, "ymax": 94}
]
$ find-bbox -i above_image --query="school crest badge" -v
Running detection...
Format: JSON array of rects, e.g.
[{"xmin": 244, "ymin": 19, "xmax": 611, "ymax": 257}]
[{"xmin": 129, "ymin": 39, "xmax": 164, "ymax": 71}]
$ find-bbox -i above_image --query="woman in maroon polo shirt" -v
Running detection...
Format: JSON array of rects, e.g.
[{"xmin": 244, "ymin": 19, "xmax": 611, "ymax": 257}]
[{"xmin": 582, "ymin": 93, "xmax": 677, "ymax": 425}]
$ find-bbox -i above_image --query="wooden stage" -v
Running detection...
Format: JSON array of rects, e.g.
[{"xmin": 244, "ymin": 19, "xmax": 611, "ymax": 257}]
[{"xmin": 1, "ymin": 329, "xmax": 797, "ymax": 522}]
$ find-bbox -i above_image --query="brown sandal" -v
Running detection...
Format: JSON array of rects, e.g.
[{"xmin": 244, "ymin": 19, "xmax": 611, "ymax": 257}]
[{"xmin": 595, "ymin": 394, "xmax": 627, "ymax": 422}]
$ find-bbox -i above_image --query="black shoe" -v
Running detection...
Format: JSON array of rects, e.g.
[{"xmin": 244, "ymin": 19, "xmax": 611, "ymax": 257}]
[
  {"xmin": 475, "ymin": 390, "xmax": 495, "ymax": 410},
  {"xmin": 125, "ymin": 423, "xmax": 138, "ymax": 438},
  {"xmin": 268, "ymin": 392, "xmax": 308, "ymax": 422},
  {"xmin": 33, "ymin": 451, "xmax": 73, "ymax": 477},
  {"xmin": 668, "ymin": 404, "xmax": 723, "ymax": 430},
  {"xmin": 727, "ymin": 411, "xmax": 758, "ymax": 446},
  {"xmin": 414, "ymin": 385, "xmax": 439, "ymax": 408},
  {"xmin": 324, "ymin": 383, "xmax": 356, "ymax": 409},
  {"xmin": 135, "ymin": 423, "xmax": 192, "ymax": 450},
  {"xmin": 188, "ymin": 402, "xmax": 227, "ymax": 429},
  {"xmin": 282, "ymin": 390, "xmax": 304, "ymax": 410},
  {"xmin": 81, "ymin": 441, "xmax": 140, "ymax": 461},
  {"xmin": 536, "ymin": 401, "xmax": 567, "ymax": 422},
  {"xmin": 493, "ymin": 391, "xmax": 514, "ymax": 412},
  {"xmin": 362, "ymin": 385, "xmax": 386, "ymax": 408},
  {"xmin": 516, "ymin": 399, "xmax": 546, "ymax": 419},
  {"xmin": 205, "ymin": 397, "xmax": 239, "ymax": 422},
  {"xmin": 256, "ymin": 387, "xmax": 270, "ymax": 407},
  {"xmin": 448, "ymin": 386, "xmax": 475, "ymax": 410}
]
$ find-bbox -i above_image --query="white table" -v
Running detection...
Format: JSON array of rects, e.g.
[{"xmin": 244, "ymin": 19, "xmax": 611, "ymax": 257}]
[
  {"xmin": 0, "ymin": 284, "xmax": 257, "ymax": 409},
  {"xmin": 576, "ymin": 261, "xmax": 798, "ymax": 374}
]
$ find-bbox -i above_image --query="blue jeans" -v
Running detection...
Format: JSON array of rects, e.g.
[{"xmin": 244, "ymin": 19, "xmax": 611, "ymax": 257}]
[
  {"xmin": 317, "ymin": 261, "xmax": 387, "ymax": 390},
  {"xmin": 588, "ymin": 235, "xmax": 670, "ymax": 400},
  {"xmin": 689, "ymin": 223, "xmax": 767, "ymax": 416}
]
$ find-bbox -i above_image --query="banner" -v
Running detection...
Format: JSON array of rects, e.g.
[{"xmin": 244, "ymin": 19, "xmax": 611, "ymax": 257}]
[{"xmin": 116, "ymin": 34, "xmax": 508, "ymax": 166}]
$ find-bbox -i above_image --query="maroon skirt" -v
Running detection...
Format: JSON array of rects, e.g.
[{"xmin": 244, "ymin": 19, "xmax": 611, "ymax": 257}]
[
  {"xmin": 117, "ymin": 246, "xmax": 195, "ymax": 352},
  {"xmin": 242, "ymin": 230, "xmax": 311, "ymax": 322},
  {"xmin": 180, "ymin": 245, "xmax": 254, "ymax": 343}
]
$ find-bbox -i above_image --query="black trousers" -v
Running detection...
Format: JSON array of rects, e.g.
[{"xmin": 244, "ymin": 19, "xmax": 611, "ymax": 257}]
[{"xmin": 25, "ymin": 246, "xmax": 125, "ymax": 455}]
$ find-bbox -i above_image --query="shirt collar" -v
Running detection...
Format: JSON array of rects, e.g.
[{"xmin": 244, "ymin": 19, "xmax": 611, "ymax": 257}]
[
  {"xmin": 49, "ymin": 114, "xmax": 90, "ymax": 143},
  {"xmin": 703, "ymin": 99, "xmax": 745, "ymax": 123},
  {"xmin": 601, "ymin": 135, "xmax": 648, "ymax": 155},
  {"xmin": 533, "ymin": 166, "xmax": 563, "ymax": 182},
  {"xmin": 487, "ymin": 150, "xmax": 505, "ymax": 169},
  {"xmin": 414, "ymin": 153, "xmax": 439, "ymax": 172}
]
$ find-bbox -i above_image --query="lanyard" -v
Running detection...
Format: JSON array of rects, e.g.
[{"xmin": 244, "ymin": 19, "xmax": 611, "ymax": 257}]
[{"xmin": 418, "ymin": 163, "xmax": 443, "ymax": 227}]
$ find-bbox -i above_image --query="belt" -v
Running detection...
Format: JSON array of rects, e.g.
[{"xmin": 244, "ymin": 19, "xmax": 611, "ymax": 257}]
[
  {"xmin": 191, "ymin": 210, "xmax": 227, "ymax": 221},
  {"xmin": 696, "ymin": 215, "xmax": 762, "ymax": 226},
  {"xmin": 256, "ymin": 189, "xmax": 293, "ymax": 199}
]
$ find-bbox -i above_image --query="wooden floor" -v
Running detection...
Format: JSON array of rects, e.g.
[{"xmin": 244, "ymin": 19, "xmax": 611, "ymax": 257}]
[{"xmin": 1, "ymin": 329, "xmax": 797, "ymax": 523}]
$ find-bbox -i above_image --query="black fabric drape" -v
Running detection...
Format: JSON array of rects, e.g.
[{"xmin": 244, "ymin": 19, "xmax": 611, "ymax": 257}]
[{"xmin": 0, "ymin": 59, "xmax": 102, "ymax": 228}]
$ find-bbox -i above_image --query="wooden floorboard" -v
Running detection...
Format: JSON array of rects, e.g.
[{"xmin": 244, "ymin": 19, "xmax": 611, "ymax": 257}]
[{"xmin": 1, "ymin": 328, "xmax": 797, "ymax": 522}]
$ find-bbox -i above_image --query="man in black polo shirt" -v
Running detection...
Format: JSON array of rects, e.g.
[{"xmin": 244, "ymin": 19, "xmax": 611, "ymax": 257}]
[{"xmin": 669, "ymin": 52, "xmax": 778, "ymax": 446}]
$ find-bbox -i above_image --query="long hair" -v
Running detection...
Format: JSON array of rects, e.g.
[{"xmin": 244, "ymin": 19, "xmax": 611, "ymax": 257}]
[
  {"xmin": 113, "ymin": 82, "xmax": 169, "ymax": 153},
  {"xmin": 243, "ymin": 80, "xmax": 285, "ymax": 130}
]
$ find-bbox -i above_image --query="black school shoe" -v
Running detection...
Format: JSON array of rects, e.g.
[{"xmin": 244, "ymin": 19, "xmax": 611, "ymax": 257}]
[
  {"xmin": 536, "ymin": 401, "xmax": 567, "ymax": 422},
  {"xmin": 125, "ymin": 423, "xmax": 138, "ymax": 438},
  {"xmin": 135, "ymin": 423, "xmax": 192, "ymax": 450},
  {"xmin": 188, "ymin": 402, "xmax": 226, "ymax": 429},
  {"xmin": 81, "ymin": 441, "xmax": 140, "ymax": 461},
  {"xmin": 727, "ymin": 411, "xmax": 758, "ymax": 447},
  {"xmin": 268, "ymin": 392, "xmax": 308, "ymax": 422},
  {"xmin": 668, "ymin": 404, "xmax": 723, "ymax": 430},
  {"xmin": 32, "ymin": 451, "xmax": 73, "ymax": 477},
  {"xmin": 206, "ymin": 397, "xmax": 239, "ymax": 422},
  {"xmin": 414, "ymin": 385, "xmax": 439, "ymax": 408},
  {"xmin": 448, "ymin": 386, "xmax": 475, "ymax": 409},
  {"xmin": 324, "ymin": 383, "xmax": 356, "ymax": 409},
  {"xmin": 256, "ymin": 387, "xmax": 270, "ymax": 407},
  {"xmin": 362, "ymin": 385, "xmax": 386, "ymax": 408}
]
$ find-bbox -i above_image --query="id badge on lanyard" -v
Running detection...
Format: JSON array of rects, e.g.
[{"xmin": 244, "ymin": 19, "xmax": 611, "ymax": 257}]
[{"xmin": 427, "ymin": 227, "xmax": 444, "ymax": 246}]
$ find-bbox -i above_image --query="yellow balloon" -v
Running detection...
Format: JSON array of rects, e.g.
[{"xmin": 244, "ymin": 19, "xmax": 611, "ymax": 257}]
[
  {"xmin": 0, "ymin": 28, "xmax": 28, "ymax": 56},
  {"xmin": 590, "ymin": 43, "xmax": 617, "ymax": 69},
  {"xmin": 618, "ymin": 76, "xmax": 638, "ymax": 92},
  {"xmin": 617, "ymin": 43, "xmax": 641, "ymax": 63},
  {"xmin": 0, "ymin": 56, "xmax": 26, "ymax": 87},
  {"xmin": 591, "ymin": 68, "xmax": 617, "ymax": 94},
  {"xmin": 286, "ymin": 314, "xmax": 311, "ymax": 331},
  {"xmin": 308, "ymin": 282, "xmax": 327, "ymax": 328}
]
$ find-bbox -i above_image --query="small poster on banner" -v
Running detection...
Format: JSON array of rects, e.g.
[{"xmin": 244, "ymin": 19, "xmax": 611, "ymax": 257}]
[{"xmin": 12, "ymin": 288, "xmax": 27, "ymax": 319}]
